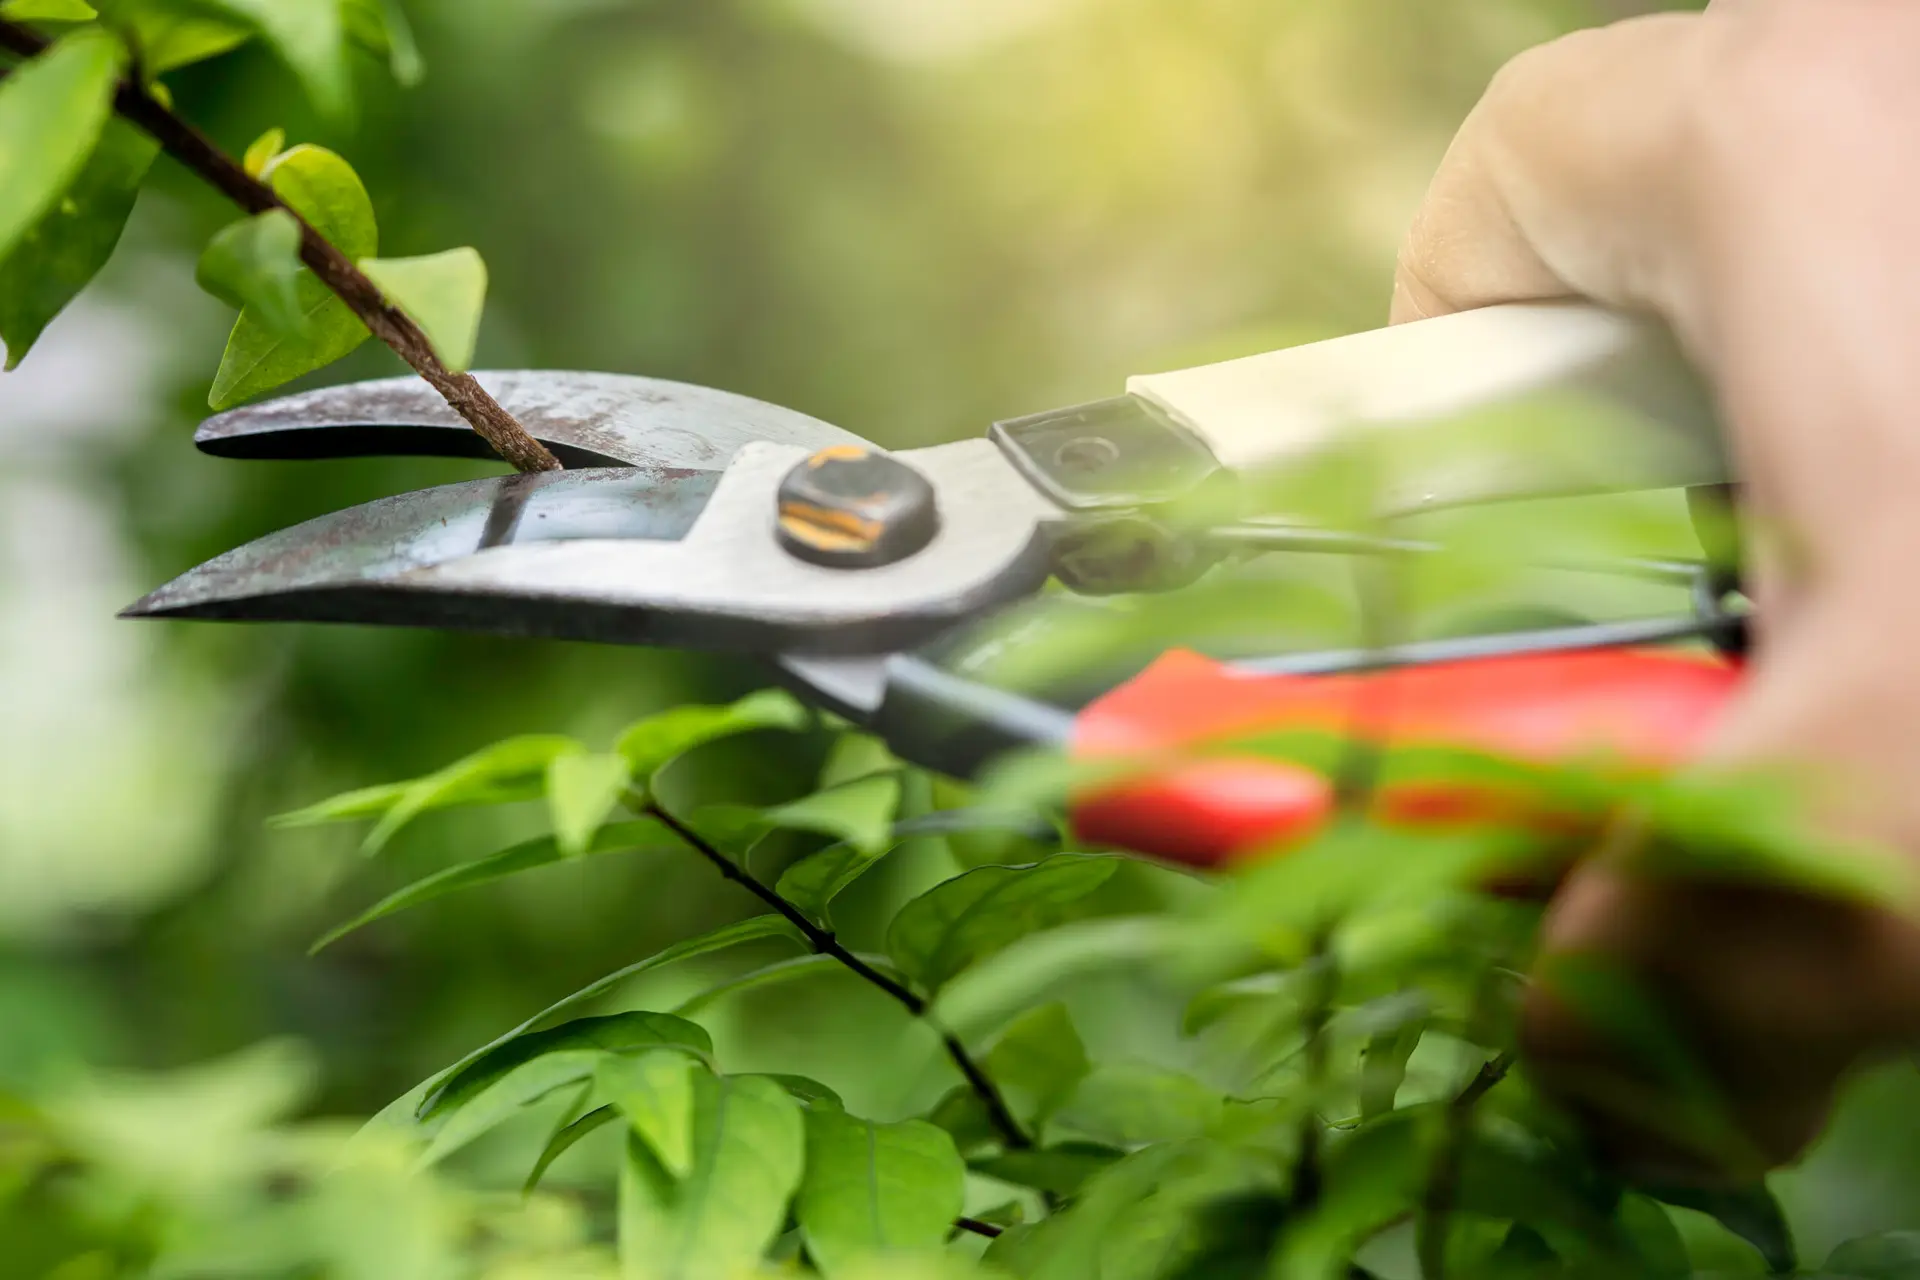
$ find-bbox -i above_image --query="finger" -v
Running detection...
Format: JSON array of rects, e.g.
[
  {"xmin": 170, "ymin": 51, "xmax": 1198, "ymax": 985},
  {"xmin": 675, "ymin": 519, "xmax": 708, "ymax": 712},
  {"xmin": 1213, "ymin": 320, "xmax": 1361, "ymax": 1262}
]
[
  {"xmin": 1523, "ymin": 842, "xmax": 1920, "ymax": 1180},
  {"xmin": 1390, "ymin": 13, "xmax": 1711, "ymax": 332}
]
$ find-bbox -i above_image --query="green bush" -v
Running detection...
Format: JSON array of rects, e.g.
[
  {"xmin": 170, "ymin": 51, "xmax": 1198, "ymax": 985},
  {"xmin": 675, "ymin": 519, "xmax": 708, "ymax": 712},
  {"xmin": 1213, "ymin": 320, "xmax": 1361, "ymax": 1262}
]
[{"xmin": 7, "ymin": 2, "xmax": 1920, "ymax": 1277}]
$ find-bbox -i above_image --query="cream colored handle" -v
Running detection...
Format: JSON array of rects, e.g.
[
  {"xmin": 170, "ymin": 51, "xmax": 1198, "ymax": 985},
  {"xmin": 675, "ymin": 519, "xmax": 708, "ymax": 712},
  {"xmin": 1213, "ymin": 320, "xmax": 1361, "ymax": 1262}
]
[{"xmin": 1127, "ymin": 301, "xmax": 1728, "ymax": 515}]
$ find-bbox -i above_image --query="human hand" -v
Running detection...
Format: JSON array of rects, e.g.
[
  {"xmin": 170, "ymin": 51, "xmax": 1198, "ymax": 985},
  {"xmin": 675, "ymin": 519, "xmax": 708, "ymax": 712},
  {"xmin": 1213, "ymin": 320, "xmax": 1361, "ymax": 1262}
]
[{"xmin": 1394, "ymin": 0, "xmax": 1920, "ymax": 1178}]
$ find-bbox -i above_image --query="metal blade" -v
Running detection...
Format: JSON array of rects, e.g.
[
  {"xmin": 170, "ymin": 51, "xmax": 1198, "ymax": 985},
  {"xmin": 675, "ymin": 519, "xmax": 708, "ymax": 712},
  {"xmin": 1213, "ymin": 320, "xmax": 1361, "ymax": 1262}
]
[
  {"xmin": 195, "ymin": 370, "xmax": 868, "ymax": 468},
  {"xmin": 126, "ymin": 439, "xmax": 1063, "ymax": 655},
  {"xmin": 123, "ymin": 467, "xmax": 719, "ymax": 632}
]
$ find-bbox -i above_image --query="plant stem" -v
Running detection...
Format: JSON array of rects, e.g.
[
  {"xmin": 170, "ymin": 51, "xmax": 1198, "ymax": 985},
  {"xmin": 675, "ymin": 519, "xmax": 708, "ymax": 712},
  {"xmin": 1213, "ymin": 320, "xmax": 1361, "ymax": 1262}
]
[
  {"xmin": 1415, "ymin": 1052, "xmax": 1516, "ymax": 1280},
  {"xmin": 643, "ymin": 800, "xmax": 1035, "ymax": 1152},
  {"xmin": 1290, "ymin": 932, "xmax": 1337, "ymax": 1211},
  {"xmin": 954, "ymin": 1217, "xmax": 1005, "ymax": 1240},
  {"xmin": 0, "ymin": 20, "xmax": 560, "ymax": 474}
]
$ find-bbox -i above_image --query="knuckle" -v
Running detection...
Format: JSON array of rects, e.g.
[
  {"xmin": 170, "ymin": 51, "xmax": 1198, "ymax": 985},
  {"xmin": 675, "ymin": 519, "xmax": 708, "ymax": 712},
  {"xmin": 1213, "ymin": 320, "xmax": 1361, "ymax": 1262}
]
[{"xmin": 1692, "ymin": 0, "xmax": 1920, "ymax": 150}]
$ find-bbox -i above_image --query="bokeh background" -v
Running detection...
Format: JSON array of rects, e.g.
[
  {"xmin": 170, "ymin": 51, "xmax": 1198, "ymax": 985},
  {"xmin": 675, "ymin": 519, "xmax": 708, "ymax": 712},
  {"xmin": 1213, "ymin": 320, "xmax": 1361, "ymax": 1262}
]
[{"xmin": 6, "ymin": 0, "xmax": 1918, "ymax": 1264}]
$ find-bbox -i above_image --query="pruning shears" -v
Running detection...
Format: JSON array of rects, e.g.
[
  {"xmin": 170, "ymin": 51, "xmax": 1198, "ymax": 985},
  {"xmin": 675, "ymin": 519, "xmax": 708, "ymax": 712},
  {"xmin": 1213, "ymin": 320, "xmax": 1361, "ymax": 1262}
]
[{"xmin": 126, "ymin": 301, "xmax": 1746, "ymax": 866}]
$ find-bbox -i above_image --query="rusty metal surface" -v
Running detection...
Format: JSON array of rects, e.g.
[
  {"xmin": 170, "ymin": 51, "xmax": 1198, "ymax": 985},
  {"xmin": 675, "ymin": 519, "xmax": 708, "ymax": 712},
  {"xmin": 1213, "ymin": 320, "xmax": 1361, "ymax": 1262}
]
[
  {"xmin": 195, "ymin": 370, "xmax": 867, "ymax": 469},
  {"xmin": 126, "ymin": 440, "xmax": 1065, "ymax": 655},
  {"xmin": 125, "ymin": 467, "xmax": 715, "ymax": 616}
]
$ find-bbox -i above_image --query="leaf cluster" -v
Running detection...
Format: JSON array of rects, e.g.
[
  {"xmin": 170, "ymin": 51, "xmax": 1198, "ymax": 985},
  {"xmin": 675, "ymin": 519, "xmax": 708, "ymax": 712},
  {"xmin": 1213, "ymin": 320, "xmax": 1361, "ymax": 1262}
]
[
  {"xmin": 228, "ymin": 653, "xmax": 1920, "ymax": 1280},
  {"xmin": 0, "ymin": 0, "xmax": 488, "ymax": 399}
]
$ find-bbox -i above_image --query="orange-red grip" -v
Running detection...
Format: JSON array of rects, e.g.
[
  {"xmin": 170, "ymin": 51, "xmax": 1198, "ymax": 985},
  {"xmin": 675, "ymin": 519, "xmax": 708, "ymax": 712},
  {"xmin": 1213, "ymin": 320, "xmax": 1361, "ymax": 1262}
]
[{"xmin": 1069, "ymin": 648, "xmax": 1742, "ymax": 867}]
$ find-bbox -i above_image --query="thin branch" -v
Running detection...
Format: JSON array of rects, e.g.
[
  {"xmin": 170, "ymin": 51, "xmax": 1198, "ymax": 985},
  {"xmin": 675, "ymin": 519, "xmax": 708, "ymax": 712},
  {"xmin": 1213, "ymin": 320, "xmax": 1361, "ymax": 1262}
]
[
  {"xmin": 0, "ymin": 19, "xmax": 560, "ymax": 474},
  {"xmin": 1290, "ymin": 932, "xmax": 1337, "ymax": 1211},
  {"xmin": 1416, "ymin": 1052, "xmax": 1516, "ymax": 1280},
  {"xmin": 1454, "ymin": 1051, "xmax": 1514, "ymax": 1112},
  {"xmin": 643, "ymin": 799, "xmax": 1035, "ymax": 1152},
  {"xmin": 954, "ymin": 1217, "xmax": 1006, "ymax": 1240}
]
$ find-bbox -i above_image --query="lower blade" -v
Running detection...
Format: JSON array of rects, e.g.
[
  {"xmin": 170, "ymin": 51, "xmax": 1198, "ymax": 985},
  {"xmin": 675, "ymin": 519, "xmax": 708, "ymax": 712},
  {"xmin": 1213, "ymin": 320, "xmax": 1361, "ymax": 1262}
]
[{"xmin": 123, "ymin": 467, "xmax": 717, "ymax": 626}]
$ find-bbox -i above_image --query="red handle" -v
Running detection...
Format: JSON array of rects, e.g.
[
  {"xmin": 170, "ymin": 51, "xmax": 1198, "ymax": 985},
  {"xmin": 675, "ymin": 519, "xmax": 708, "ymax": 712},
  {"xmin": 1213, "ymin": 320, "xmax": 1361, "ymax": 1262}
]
[{"xmin": 1069, "ymin": 648, "xmax": 1742, "ymax": 868}]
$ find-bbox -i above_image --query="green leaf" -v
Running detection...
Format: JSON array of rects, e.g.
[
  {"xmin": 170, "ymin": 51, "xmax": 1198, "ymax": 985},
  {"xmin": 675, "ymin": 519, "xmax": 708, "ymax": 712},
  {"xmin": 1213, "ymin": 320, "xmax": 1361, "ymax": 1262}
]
[
  {"xmin": 397, "ymin": 916, "xmax": 806, "ymax": 1118},
  {"xmin": 0, "ymin": 0, "xmax": 95, "ymax": 21},
  {"xmin": 924, "ymin": 1086, "xmax": 997, "ymax": 1160},
  {"xmin": 99, "ymin": 1, "xmax": 250, "ymax": 73},
  {"xmin": 272, "ymin": 777, "xmax": 545, "ymax": 831},
  {"xmin": 600, "ymin": 1050, "xmax": 699, "ymax": 1180},
  {"xmin": 0, "ymin": 114, "xmax": 156, "ymax": 369},
  {"xmin": 242, "ymin": 126, "xmax": 284, "ymax": 177},
  {"xmin": 766, "ymin": 773, "xmax": 900, "ymax": 856},
  {"xmin": 887, "ymin": 855, "xmax": 1121, "ymax": 993},
  {"xmin": 1358, "ymin": 1020, "xmax": 1424, "ymax": 1120},
  {"xmin": 972, "ymin": 1142, "xmax": 1125, "ymax": 1198},
  {"xmin": 831, "ymin": 1262, "xmax": 1012, "ymax": 1280},
  {"xmin": 1207, "ymin": 823, "xmax": 1544, "ymax": 959},
  {"xmin": 798, "ymin": 1109, "xmax": 966, "ymax": 1277},
  {"xmin": 419, "ymin": 1048, "xmax": 603, "ymax": 1166},
  {"xmin": 195, "ymin": 210, "xmax": 307, "ymax": 341},
  {"xmin": 1618, "ymin": 1194, "xmax": 1690, "ymax": 1280},
  {"xmin": 672, "ymin": 954, "xmax": 851, "ymax": 1018},
  {"xmin": 818, "ymin": 733, "xmax": 899, "ymax": 789},
  {"xmin": 1648, "ymin": 1182, "xmax": 1795, "ymax": 1275},
  {"xmin": 260, "ymin": 139, "xmax": 372, "ymax": 259},
  {"xmin": 1827, "ymin": 1232, "xmax": 1920, "ymax": 1279},
  {"xmin": 45, "ymin": 1039, "xmax": 318, "ymax": 1189},
  {"xmin": 198, "ymin": 0, "xmax": 347, "ymax": 118},
  {"xmin": 776, "ymin": 842, "xmax": 888, "ymax": 927},
  {"xmin": 981, "ymin": 1144, "xmax": 1202, "ymax": 1280},
  {"xmin": 1052, "ymin": 1065, "xmax": 1225, "ymax": 1148},
  {"xmin": 421, "ymin": 1011, "xmax": 713, "ymax": 1124},
  {"xmin": 524, "ymin": 1102, "xmax": 619, "ymax": 1194},
  {"xmin": 933, "ymin": 917, "xmax": 1184, "ymax": 1041},
  {"xmin": 359, "ymin": 248, "xmax": 487, "ymax": 372},
  {"xmin": 982, "ymin": 1003, "xmax": 1088, "ymax": 1129},
  {"xmin": 1473, "ymin": 1224, "xmax": 1560, "ymax": 1280},
  {"xmin": 616, "ymin": 688, "xmax": 812, "ymax": 788},
  {"xmin": 764, "ymin": 1074, "xmax": 842, "ymax": 1109},
  {"xmin": 546, "ymin": 751, "xmax": 633, "ymax": 858},
  {"xmin": 0, "ymin": 29, "xmax": 124, "ymax": 268},
  {"xmin": 698, "ymin": 774, "xmax": 902, "ymax": 864},
  {"xmin": 1454, "ymin": 1125, "xmax": 1635, "ymax": 1267},
  {"xmin": 341, "ymin": 0, "xmax": 421, "ymax": 85},
  {"xmin": 618, "ymin": 1070, "xmax": 805, "ymax": 1280},
  {"xmin": 210, "ymin": 144, "xmax": 376, "ymax": 410},
  {"xmin": 355, "ymin": 735, "xmax": 583, "ymax": 855},
  {"xmin": 310, "ymin": 819, "xmax": 677, "ymax": 953},
  {"xmin": 1268, "ymin": 1111, "xmax": 1429, "ymax": 1280}
]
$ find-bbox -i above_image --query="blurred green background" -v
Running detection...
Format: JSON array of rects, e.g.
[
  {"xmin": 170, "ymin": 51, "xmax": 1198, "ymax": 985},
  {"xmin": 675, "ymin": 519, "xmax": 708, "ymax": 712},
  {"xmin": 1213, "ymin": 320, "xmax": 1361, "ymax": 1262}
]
[{"xmin": 6, "ymin": 0, "xmax": 1915, "ymax": 1263}]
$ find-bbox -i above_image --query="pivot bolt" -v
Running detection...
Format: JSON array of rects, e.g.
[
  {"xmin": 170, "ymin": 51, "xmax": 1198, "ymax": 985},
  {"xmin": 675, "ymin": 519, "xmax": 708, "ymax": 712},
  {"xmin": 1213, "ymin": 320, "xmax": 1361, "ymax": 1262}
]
[{"xmin": 776, "ymin": 445, "xmax": 940, "ymax": 569}]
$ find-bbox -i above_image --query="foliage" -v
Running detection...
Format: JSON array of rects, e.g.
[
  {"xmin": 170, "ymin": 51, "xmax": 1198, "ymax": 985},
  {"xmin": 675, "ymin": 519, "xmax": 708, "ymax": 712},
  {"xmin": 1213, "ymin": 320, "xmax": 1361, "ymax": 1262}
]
[
  {"xmin": 14, "ymin": 663, "xmax": 1877, "ymax": 1278},
  {"xmin": 7, "ymin": 1, "xmax": 1920, "ymax": 1278},
  {"xmin": 0, "ymin": 0, "xmax": 484, "ymax": 398}
]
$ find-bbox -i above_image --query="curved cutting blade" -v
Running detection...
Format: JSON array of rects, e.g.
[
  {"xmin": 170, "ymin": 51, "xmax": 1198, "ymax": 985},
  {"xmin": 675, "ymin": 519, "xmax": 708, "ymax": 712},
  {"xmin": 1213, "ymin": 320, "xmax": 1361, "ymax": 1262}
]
[
  {"xmin": 195, "ymin": 370, "xmax": 867, "ymax": 468},
  {"xmin": 123, "ymin": 466, "xmax": 719, "ymax": 632},
  {"xmin": 125, "ymin": 440, "xmax": 1062, "ymax": 655}
]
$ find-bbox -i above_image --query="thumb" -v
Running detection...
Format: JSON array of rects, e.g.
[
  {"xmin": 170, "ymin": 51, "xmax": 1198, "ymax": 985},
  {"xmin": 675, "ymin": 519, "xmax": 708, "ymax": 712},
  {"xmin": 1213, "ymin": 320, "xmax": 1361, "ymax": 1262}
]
[{"xmin": 1390, "ymin": 13, "xmax": 1710, "ymax": 331}]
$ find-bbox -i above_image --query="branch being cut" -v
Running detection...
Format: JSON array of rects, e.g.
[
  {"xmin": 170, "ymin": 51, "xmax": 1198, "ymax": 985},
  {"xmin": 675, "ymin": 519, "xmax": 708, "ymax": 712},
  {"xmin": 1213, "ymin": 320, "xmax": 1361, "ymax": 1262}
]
[
  {"xmin": 0, "ymin": 19, "xmax": 561, "ymax": 474},
  {"xmin": 644, "ymin": 798, "xmax": 1036, "ymax": 1153}
]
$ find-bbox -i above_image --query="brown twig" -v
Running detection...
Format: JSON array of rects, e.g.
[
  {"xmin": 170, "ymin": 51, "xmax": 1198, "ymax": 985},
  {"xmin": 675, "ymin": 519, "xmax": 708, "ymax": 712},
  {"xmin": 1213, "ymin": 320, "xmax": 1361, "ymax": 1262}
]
[
  {"xmin": 643, "ymin": 799, "xmax": 1035, "ymax": 1153},
  {"xmin": 1290, "ymin": 934, "xmax": 1338, "ymax": 1211},
  {"xmin": 954, "ymin": 1217, "xmax": 1006, "ymax": 1240},
  {"xmin": 1416, "ymin": 1052, "xmax": 1516, "ymax": 1280},
  {"xmin": 0, "ymin": 19, "xmax": 560, "ymax": 473}
]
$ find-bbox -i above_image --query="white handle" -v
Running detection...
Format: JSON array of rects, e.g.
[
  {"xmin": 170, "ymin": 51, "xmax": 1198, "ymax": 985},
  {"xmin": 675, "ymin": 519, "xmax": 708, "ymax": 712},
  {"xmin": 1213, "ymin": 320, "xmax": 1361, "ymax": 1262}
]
[{"xmin": 1127, "ymin": 301, "xmax": 1728, "ymax": 515}]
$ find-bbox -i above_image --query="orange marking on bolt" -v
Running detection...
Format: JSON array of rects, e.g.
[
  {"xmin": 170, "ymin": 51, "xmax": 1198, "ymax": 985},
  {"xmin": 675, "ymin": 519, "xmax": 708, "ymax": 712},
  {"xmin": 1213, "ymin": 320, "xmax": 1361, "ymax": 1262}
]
[
  {"xmin": 809, "ymin": 445, "xmax": 871, "ymax": 467},
  {"xmin": 778, "ymin": 502, "xmax": 883, "ymax": 552},
  {"xmin": 780, "ymin": 513, "xmax": 879, "ymax": 553}
]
